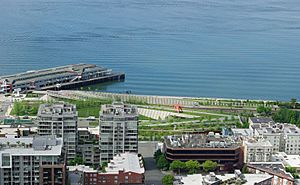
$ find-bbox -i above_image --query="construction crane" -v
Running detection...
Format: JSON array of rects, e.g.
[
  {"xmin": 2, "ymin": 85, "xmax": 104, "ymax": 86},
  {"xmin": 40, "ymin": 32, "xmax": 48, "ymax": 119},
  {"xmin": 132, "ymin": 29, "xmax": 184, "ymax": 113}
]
[{"xmin": 174, "ymin": 104, "xmax": 183, "ymax": 113}]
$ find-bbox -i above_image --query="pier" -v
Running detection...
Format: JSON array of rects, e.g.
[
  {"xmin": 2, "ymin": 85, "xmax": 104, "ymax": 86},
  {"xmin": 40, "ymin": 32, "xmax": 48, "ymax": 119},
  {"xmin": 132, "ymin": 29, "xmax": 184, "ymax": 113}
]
[{"xmin": 0, "ymin": 64, "xmax": 125, "ymax": 93}]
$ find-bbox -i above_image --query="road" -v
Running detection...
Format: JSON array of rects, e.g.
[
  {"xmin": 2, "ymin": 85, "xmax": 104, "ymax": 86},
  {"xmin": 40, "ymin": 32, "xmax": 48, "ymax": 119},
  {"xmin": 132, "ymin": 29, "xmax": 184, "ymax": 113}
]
[
  {"xmin": 139, "ymin": 142, "xmax": 164, "ymax": 185},
  {"xmin": 0, "ymin": 95, "xmax": 12, "ymax": 121}
]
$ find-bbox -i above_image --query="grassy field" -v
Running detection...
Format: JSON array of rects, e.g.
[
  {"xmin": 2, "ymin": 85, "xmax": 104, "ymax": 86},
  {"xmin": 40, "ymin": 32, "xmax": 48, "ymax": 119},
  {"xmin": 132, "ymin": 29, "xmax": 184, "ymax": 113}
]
[
  {"xmin": 11, "ymin": 101, "xmax": 45, "ymax": 116},
  {"xmin": 59, "ymin": 98, "xmax": 112, "ymax": 117}
]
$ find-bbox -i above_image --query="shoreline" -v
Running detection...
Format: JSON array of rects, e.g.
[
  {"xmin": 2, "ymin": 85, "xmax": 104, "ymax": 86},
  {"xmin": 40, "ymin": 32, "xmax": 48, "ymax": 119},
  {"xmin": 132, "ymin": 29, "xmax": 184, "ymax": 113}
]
[
  {"xmin": 41, "ymin": 90, "xmax": 295, "ymax": 107},
  {"xmin": 73, "ymin": 90, "xmax": 285, "ymax": 103}
]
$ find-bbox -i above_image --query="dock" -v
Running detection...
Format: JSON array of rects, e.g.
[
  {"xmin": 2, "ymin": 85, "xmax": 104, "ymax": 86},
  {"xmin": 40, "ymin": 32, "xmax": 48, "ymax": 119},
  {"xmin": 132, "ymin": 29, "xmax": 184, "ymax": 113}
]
[{"xmin": 0, "ymin": 64, "xmax": 125, "ymax": 93}]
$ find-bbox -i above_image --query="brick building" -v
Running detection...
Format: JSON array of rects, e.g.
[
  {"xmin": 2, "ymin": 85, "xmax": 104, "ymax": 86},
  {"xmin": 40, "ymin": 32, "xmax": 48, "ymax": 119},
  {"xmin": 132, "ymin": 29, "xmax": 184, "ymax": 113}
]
[{"xmin": 84, "ymin": 153, "xmax": 144, "ymax": 185}]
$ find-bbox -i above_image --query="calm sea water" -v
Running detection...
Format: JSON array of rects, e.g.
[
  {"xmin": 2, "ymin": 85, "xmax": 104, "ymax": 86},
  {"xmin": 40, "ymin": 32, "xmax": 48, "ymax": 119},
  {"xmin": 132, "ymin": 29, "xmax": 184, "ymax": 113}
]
[{"xmin": 0, "ymin": 0, "xmax": 300, "ymax": 101}]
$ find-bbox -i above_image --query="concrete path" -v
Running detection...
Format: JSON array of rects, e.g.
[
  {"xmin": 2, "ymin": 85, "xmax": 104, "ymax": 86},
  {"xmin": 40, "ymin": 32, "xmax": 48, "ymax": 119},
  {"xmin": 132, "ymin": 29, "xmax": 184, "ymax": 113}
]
[
  {"xmin": 139, "ymin": 105, "xmax": 235, "ymax": 118},
  {"xmin": 138, "ymin": 107, "xmax": 199, "ymax": 120}
]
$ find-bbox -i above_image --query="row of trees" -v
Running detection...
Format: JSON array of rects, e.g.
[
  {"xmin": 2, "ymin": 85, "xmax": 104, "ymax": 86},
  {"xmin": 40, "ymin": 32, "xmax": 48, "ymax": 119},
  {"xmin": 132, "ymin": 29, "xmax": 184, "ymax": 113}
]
[
  {"xmin": 154, "ymin": 150, "xmax": 218, "ymax": 174},
  {"xmin": 256, "ymin": 106, "xmax": 272, "ymax": 116},
  {"xmin": 161, "ymin": 160, "xmax": 218, "ymax": 185},
  {"xmin": 278, "ymin": 98, "xmax": 299, "ymax": 109},
  {"xmin": 273, "ymin": 108, "xmax": 300, "ymax": 125},
  {"xmin": 170, "ymin": 160, "xmax": 218, "ymax": 174}
]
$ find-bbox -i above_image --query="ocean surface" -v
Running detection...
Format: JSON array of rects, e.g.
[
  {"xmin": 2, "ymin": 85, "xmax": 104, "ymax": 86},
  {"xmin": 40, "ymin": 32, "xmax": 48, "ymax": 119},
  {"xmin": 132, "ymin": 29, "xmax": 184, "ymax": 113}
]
[{"xmin": 0, "ymin": 0, "xmax": 300, "ymax": 101}]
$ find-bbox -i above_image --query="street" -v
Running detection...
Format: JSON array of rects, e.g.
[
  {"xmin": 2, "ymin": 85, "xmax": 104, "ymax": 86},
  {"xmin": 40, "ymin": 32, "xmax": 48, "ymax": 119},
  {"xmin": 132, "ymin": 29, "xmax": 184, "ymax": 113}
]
[{"xmin": 139, "ymin": 142, "xmax": 164, "ymax": 185}]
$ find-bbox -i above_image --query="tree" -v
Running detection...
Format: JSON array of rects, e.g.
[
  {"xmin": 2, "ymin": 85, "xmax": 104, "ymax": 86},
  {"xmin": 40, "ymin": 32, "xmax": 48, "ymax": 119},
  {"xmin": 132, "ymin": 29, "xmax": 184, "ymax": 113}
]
[
  {"xmin": 12, "ymin": 102, "xmax": 22, "ymax": 116},
  {"xmin": 154, "ymin": 149, "xmax": 163, "ymax": 162},
  {"xmin": 241, "ymin": 164, "xmax": 248, "ymax": 174},
  {"xmin": 157, "ymin": 156, "xmax": 169, "ymax": 170},
  {"xmin": 101, "ymin": 162, "xmax": 108, "ymax": 168},
  {"xmin": 257, "ymin": 106, "xmax": 265, "ymax": 114},
  {"xmin": 285, "ymin": 166, "xmax": 299, "ymax": 178},
  {"xmin": 170, "ymin": 160, "xmax": 185, "ymax": 174},
  {"xmin": 203, "ymin": 160, "xmax": 218, "ymax": 172},
  {"xmin": 264, "ymin": 107, "xmax": 272, "ymax": 115},
  {"xmin": 291, "ymin": 98, "xmax": 297, "ymax": 109},
  {"xmin": 273, "ymin": 108, "xmax": 300, "ymax": 125},
  {"xmin": 185, "ymin": 160, "xmax": 200, "ymax": 174},
  {"xmin": 69, "ymin": 156, "xmax": 84, "ymax": 165},
  {"xmin": 256, "ymin": 106, "xmax": 272, "ymax": 116},
  {"xmin": 162, "ymin": 175, "xmax": 174, "ymax": 185}
]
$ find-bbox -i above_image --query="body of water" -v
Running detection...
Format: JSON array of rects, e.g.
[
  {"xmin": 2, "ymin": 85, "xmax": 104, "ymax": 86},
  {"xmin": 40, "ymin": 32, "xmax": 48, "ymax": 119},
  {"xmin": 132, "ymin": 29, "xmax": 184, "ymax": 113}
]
[{"xmin": 0, "ymin": 0, "xmax": 300, "ymax": 101}]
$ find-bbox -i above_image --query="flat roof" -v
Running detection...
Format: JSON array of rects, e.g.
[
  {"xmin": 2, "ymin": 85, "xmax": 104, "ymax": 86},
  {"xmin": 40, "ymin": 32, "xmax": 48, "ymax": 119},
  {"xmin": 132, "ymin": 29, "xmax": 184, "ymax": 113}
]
[
  {"xmin": 248, "ymin": 162, "xmax": 294, "ymax": 181},
  {"xmin": 231, "ymin": 128, "xmax": 252, "ymax": 137},
  {"xmin": 165, "ymin": 133, "xmax": 241, "ymax": 149},
  {"xmin": 0, "ymin": 63, "xmax": 110, "ymax": 85},
  {"xmin": 78, "ymin": 126, "xmax": 99, "ymax": 136},
  {"xmin": 105, "ymin": 153, "xmax": 144, "ymax": 174},
  {"xmin": 0, "ymin": 136, "xmax": 62, "ymax": 156},
  {"xmin": 255, "ymin": 123, "xmax": 300, "ymax": 135},
  {"xmin": 249, "ymin": 117, "xmax": 274, "ymax": 124},
  {"xmin": 38, "ymin": 103, "xmax": 77, "ymax": 116},
  {"xmin": 176, "ymin": 173, "xmax": 272, "ymax": 185},
  {"xmin": 244, "ymin": 139, "xmax": 273, "ymax": 147},
  {"xmin": 68, "ymin": 165, "xmax": 97, "ymax": 173},
  {"xmin": 273, "ymin": 152, "xmax": 300, "ymax": 168},
  {"xmin": 101, "ymin": 102, "xmax": 138, "ymax": 117}
]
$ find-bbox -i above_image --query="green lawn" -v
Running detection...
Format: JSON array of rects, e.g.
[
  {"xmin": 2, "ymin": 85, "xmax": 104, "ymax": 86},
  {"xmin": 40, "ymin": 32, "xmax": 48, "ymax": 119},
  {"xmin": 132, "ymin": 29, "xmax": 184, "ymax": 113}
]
[
  {"xmin": 11, "ymin": 101, "xmax": 45, "ymax": 116},
  {"xmin": 59, "ymin": 98, "xmax": 112, "ymax": 118}
]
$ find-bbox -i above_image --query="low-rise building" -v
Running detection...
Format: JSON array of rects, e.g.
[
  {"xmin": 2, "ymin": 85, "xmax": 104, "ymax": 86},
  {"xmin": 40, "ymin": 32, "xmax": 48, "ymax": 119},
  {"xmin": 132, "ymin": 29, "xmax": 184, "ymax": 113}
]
[
  {"xmin": 68, "ymin": 165, "xmax": 97, "ymax": 185},
  {"xmin": 0, "ymin": 125, "xmax": 37, "ymax": 138},
  {"xmin": 0, "ymin": 136, "xmax": 66, "ymax": 185},
  {"xmin": 174, "ymin": 170, "xmax": 272, "ymax": 185},
  {"xmin": 163, "ymin": 132, "xmax": 243, "ymax": 171},
  {"xmin": 243, "ymin": 138, "xmax": 273, "ymax": 163},
  {"xmin": 249, "ymin": 117, "xmax": 275, "ymax": 126},
  {"xmin": 247, "ymin": 162, "xmax": 294, "ymax": 185},
  {"xmin": 84, "ymin": 152, "xmax": 145, "ymax": 185},
  {"xmin": 272, "ymin": 152, "xmax": 300, "ymax": 172},
  {"xmin": 251, "ymin": 122, "xmax": 300, "ymax": 155}
]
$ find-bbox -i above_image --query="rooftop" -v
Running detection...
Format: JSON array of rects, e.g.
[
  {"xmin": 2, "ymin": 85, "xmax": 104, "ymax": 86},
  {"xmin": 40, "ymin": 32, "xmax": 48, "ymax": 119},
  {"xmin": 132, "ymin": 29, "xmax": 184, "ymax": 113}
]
[
  {"xmin": 68, "ymin": 165, "xmax": 97, "ymax": 173},
  {"xmin": 0, "ymin": 135, "xmax": 63, "ymax": 156},
  {"xmin": 244, "ymin": 138, "xmax": 273, "ymax": 147},
  {"xmin": 175, "ymin": 171, "xmax": 272, "ymax": 185},
  {"xmin": 254, "ymin": 123, "xmax": 300, "ymax": 135},
  {"xmin": 78, "ymin": 126, "xmax": 99, "ymax": 136},
  {"xmin": 249, "ymin": 117, "xmax": 275, "ymax": 124},
  {"xmin": 248, "ymin": 162, "xmax": 294, "ymax": 181},
  {"xmin": 0, "ymin": 63, "xmax": 108, "ymax": 84},
  {"xmin": 165, "ymin": 132, "xmax": 241, "ymax": 149},
  {"xmin": 101, "ymin": 102, "xmax": 138, "ymax": 117},
  {"xmin": 105, "ymin": 152, "xmax": 144, "ymax": 174},
  {"xmin": 231, "ymin": 128, "xmax": 252, "ymax": 137},
  {"xmin": 272, "ymin": 152, "xmax": 300, "ymax": 168},
  {"xmin": 38, "ymin": 103, "xmax": 77, "ymax": 116}
]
